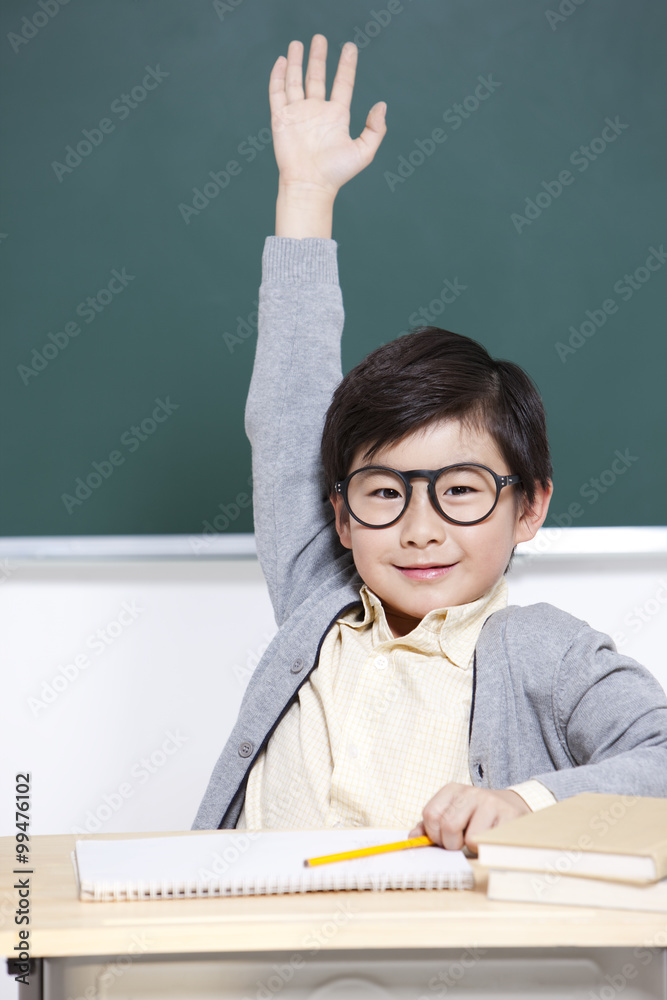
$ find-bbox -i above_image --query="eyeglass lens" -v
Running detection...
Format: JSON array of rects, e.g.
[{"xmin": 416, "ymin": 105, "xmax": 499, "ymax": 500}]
[{"xmin": 346, "ymin": 465, "xmax": 499, "ymax": 525}]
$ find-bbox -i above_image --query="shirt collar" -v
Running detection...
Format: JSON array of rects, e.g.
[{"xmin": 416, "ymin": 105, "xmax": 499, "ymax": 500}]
[{"xmin": 339, "ymin": 577, "xmax": 508, "ymax": 669}]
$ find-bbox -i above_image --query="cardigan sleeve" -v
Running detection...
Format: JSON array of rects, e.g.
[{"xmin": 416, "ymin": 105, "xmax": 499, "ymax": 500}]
[
  {"xmin": 531, "ymin": 622, "xmax": 667, "ymax": 799},
  {"xmin": 245, "ymin": 237, "xmax": 355, "ymax": 625}
]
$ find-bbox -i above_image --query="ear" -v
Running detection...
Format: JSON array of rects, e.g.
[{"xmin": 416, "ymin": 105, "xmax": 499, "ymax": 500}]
[
  {"xmin": 330, "ymin": 492, "xmax": 353, "ymax": 550},
  {"xmin": 513, "ymin": 480, "xmax": 553, "ymax": 545}
]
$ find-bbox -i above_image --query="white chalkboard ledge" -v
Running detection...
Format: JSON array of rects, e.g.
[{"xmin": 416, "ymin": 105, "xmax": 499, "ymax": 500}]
[{"xmin": 0, "ymin": 527, "xmax": 666, "ymax": 559}]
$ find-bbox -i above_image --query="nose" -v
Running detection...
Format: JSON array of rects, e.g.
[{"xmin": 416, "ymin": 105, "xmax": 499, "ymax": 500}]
[{"xmin": 399, "ymin": 480, "xmax": 448, "ymax": 546}]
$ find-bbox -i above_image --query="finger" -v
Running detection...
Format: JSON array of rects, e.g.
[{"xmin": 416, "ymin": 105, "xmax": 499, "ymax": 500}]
[
  {"xmin": 425, "ymin": 788, "xmax": 476, "ymax": 850},
  {"xmin": 330, "ymin": 41, "xmax": 358, "ymax": 109},
  {"xmin": 352, "ymin": 101, "xmax": 387, "ymax": 165},
  {"xmin": 285, "ymin": 39, "xmax": 305, "ymax": 104},
  {"xmin": 463, "ymin": 802, "xmax": 499, "ymax": 855},
  {"xmin": 268, "ymin": 55, "xmax": 287, "ymax": 116},
  {"xmin": 304, "ymin": 33, "xmax": 327, "ymax": 101},
  {"xmin": 408, "ymin": 820, "xmax": 425, "ymax": 838}
]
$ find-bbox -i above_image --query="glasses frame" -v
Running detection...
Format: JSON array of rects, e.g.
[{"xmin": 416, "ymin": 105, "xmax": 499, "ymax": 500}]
[{"xmin": 333, "ymin": 463, "xmax": 522, "ymax": 528}]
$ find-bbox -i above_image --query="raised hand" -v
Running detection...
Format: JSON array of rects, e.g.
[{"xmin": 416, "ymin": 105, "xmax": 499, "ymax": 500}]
[{"xmin": 270, "ymin": 34, "xmax": 387, "ymax": 237}]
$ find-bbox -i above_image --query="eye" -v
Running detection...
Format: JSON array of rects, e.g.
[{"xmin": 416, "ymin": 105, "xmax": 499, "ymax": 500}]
[
  {"xmin": 372, "ymin": 487, "xmax": 401, "ymax": 500},
  {"xmin": 436, "ymin": 466, "xmax": 496, "ymax": 510},
  {"xmin": 444, "ymin": 484, "xmax": 477, "ymax": 496}
]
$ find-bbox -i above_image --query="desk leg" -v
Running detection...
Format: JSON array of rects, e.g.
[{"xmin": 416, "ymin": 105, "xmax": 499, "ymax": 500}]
[{"xmin": 6, "ymin": 958, "xmax": 42, "ymax": 1000}]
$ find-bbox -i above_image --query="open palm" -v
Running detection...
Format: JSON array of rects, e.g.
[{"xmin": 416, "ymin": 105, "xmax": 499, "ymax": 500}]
[{"xmin": 269, "ymin": 35, "xmax": 386, "ymax": 197}]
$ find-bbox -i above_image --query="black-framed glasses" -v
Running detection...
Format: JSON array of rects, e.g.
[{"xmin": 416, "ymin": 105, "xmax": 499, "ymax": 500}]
[{"xmin": 334, "ymin": 463, "xmax": 522, "ymax": 528}]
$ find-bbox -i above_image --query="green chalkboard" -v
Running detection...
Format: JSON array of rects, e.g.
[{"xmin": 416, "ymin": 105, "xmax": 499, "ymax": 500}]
[{"xmin": 1, "ymin": 0, "xmax": 666, "ymax": 538}]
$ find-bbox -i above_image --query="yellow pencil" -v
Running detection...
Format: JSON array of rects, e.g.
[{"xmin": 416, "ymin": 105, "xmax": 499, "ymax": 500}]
[{"xmin": 304, "ymin": 835, "xmax": 434, "ymax": 867}]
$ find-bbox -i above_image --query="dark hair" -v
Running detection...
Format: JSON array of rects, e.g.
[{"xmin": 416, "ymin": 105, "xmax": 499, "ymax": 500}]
[{"xmin": 321, "ymin": 327, "xmax": 552, "ymax": 512}]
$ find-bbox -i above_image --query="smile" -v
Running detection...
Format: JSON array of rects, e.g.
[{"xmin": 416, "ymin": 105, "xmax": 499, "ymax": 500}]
[{"xmin": 395, "ymin": 564, "xmax": 455, "ymax": 581}]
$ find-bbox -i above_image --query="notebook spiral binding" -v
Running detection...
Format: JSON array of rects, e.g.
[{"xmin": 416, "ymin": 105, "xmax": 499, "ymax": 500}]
[{"xmin": 93, "ymin": 869, "xmax": 470, "ymax": 900}]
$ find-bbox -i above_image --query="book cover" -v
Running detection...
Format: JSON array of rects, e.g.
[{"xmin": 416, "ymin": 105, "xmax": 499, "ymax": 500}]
[{"xmin": 476, "ymin": 793, "xmax": 667, "ymax": 884}]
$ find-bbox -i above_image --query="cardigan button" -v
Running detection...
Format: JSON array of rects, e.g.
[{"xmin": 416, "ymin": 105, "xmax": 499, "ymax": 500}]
[
  {"xmin": 290, "ymin": 658, "xmax": 305, "ymax": 673},
  {"xmin": 238, "ymin": 741, "xmax": 254, "ymax": 758}
]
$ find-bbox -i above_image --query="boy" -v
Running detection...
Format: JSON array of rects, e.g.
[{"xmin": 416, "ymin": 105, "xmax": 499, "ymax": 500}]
[{"xmin": 193, "ymin": 36, "xmax": 667, "ymax": 850}]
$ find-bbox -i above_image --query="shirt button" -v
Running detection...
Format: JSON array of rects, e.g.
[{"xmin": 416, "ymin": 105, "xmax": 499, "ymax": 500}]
[
  {"xmin": 374, "ymin": 654, "xmax": 388, "ymax": 670},
  {"xmin": 290, "ymin": 658, "xmax": 305, "ymax": 673},
  {"xmin": 238, "ymin": 741, "xmax": 254, "ymax": 758},
  {"xmin": 348, "ymin": 742, "xmax": 358, "ymax": 759}
]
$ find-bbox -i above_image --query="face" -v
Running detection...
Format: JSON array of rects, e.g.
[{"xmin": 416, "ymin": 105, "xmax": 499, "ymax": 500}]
[{"xmin": 331, "ymin": 418, "xmax": 552, "ymax": 638}]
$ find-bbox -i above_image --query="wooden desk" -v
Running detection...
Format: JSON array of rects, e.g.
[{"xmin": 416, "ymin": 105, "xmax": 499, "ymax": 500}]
[{"xmin": 3, "ymin": 832, "xmax": 667, "ymax": 999}]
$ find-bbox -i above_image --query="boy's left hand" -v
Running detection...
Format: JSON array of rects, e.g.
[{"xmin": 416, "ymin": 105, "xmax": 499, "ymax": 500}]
[{"xmin": 408, "ymin": 783, "xmax": 530, "ymax": 854}]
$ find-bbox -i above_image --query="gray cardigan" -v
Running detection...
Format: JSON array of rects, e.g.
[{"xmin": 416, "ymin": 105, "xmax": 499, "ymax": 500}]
[{"xmin": 193, "ymin": 237, "xmax": 667, "ymax": 831}]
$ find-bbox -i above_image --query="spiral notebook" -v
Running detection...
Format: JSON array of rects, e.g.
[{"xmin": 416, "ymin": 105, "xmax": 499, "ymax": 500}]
[{"xmin": 73, "ymin": 829, "xmax": 473, "ymax": 900}]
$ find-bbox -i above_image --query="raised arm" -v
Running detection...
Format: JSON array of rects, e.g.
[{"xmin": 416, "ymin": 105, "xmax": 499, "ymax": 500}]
[{"xmin": 245, "ymin": 36, "xmax": 386, "ymax": 623}]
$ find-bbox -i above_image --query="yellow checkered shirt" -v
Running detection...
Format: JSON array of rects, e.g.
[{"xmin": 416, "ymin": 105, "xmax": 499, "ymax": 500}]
[{"xmin": 238, "ymin": 577, "xmax": 555, "ymax": 830}]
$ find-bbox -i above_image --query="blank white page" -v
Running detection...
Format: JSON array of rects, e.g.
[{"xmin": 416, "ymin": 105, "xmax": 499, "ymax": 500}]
[{"xmin": 74, "ymin": 829, "xmax": 473, "ymax": 899}]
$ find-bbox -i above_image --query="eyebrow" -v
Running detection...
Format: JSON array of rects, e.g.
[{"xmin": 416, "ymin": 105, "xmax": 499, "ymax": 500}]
[{"xmin": 358, "ymin": 459, "xmax": 487, "ymax": 470}]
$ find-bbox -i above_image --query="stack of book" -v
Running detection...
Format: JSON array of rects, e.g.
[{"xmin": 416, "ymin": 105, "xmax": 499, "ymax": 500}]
[{"xmin": 476, "ymin": 793, "xmax": 667, "ymax": 912}]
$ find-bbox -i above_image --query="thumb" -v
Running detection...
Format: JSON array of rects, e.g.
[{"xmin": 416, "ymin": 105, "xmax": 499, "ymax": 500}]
[
  {"xmin": 408, "ymin": 820, "xmax": 425, "ymax": 838},
  {"xmin": 353, "ymin": 101, "xmax": 387, "ymax": 166}
]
